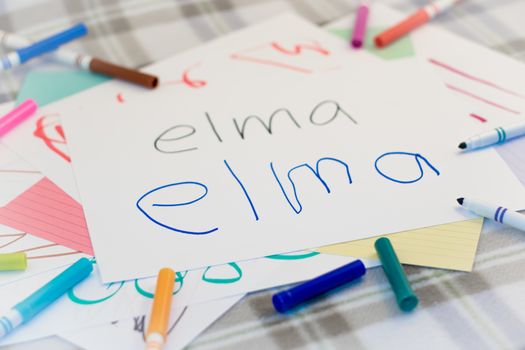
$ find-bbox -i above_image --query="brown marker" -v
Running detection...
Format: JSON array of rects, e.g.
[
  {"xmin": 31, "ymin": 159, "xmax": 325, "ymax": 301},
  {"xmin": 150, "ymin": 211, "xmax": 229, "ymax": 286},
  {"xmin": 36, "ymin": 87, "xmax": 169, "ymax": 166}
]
[
  {"xmin": 0, "ymin": 30, "xmax": 158, "ymax": 89},
  {"xmin": 89, "ymin": 58, "xmax": 158, "ymax": 89}
]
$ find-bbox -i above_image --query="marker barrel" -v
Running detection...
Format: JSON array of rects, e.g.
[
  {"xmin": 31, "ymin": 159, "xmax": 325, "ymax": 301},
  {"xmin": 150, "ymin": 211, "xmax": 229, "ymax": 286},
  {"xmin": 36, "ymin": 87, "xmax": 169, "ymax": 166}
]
[
  {"xmin": 375, "ymin": 237, "xmax": 418, "ymax": 311},
  {"xmin": 461, "ymin": 198, "xmax": 525, "ymax": 231},
  {"xmin": 462, "ymin": 123, "xmax": 525, "ymax": 150},
  {"xmin": 17, "ymin": 23, "xmax": 87, "ymax": 63},
  {"xmin": 146, "ymin": 268, "xmax": 175, "ymax": 349},
  {"xmin": 272, "ymin": 259, "xmax": 365, "ymax": 313},
  {"xmin": 14, "ymin": 258, "xmax": 93, "ymax": 322},
  {"xmin": 374, "ymin": 9, "xmax": 428, "ymax": 48},
  {"xmin": 375, "ymin": 0, "xmax": 461, "ymax": 48},
  {"xmin": 351, "ymin": 2, "xmax": 370, "ymax": 48},
  {"xmin": 0, "ymin": 99, "xmax": 38, "ymax": 137},
  {"xmin": 0, "ymin": 253, "xmax": 27, "ymax": 271},
  {"xmin": 89, "ymin": 58, "xmax": 158, "ymax": 88}
]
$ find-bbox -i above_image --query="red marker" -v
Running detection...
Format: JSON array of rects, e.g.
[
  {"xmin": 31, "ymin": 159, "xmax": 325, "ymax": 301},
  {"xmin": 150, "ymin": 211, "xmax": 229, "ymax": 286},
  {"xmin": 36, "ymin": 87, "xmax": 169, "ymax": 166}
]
[{"xmin": 374, "ymin": 0, "xmax": 461, "ymax": 48}]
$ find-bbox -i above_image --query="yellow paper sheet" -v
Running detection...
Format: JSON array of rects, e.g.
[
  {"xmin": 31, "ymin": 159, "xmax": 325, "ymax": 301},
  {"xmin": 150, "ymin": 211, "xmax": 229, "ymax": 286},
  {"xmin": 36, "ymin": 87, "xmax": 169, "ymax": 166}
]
[{"xmin": 317, "ymin": 218, "xmax": 483, "ymax": 271}]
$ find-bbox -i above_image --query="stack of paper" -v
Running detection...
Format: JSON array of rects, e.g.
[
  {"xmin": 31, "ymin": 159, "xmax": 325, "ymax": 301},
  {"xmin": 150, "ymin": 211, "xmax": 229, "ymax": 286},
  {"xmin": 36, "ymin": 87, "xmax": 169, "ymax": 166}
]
[{"xmin": 1, "ymin": 3, "xmax": 525, "ymax": 348}]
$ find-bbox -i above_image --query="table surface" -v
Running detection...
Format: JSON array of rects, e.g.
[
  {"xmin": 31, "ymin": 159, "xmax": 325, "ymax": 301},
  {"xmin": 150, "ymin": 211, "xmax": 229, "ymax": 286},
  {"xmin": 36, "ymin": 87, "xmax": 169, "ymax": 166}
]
[{"xmin": 1, "ymin": 0, "xmax": 525, "ymax": 349}]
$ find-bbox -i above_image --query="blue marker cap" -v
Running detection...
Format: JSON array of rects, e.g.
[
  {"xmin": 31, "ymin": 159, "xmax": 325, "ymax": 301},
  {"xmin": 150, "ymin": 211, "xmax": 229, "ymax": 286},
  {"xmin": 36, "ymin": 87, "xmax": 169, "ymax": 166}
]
[
  {"xmin": 17, "ymin": 23, "xmax": 88, "ymax": 63},
  {"xmin": 272, "ymin": 259, "xmax": 365, "ymax": 313},
  {"xmin": 13, "ymin": 258, "xmax": 93, "ymax": 322}
]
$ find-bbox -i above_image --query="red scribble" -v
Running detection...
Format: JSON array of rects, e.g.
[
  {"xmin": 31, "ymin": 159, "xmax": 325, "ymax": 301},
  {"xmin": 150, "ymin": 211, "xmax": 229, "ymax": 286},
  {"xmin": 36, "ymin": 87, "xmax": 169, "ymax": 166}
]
[
  {"xmin": 270, "ymin": 41, "xmax": 330, "ymax": 56},
  {"xmin": 163, "ymin": 63, "xmax": 207, "ymax": 88},
  {"xmin": 33, "ymin": 115, "xmax": 71, "ymax": 162},
  {"xmin": 469, "ymin": 113, "xmax": 487, "ymax": 123},
  {"xmin": 231, "ymin": 40, "xmax": 331, "ymax": 74},
  {"xmin": 429, "ymin": 58, "xmax": 525, "ymax": 100},
  {"xmin": 445, "ymin": 83, "xmax": 521, "ymax": 115},
  {"xmin": 117, "ymin": 93, "xmax": 125, "ymax": 103}
]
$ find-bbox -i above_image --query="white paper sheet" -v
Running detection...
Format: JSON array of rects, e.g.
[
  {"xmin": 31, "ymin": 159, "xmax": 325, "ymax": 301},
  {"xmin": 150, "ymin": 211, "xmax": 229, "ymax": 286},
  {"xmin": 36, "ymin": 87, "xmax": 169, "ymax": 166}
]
[
  {"xmin": 0, "ymin": 250, "xmax": 372, "ymax": 345},
  {"xmin": 58, "ymin": 14, "xmax": 525, "ymax": 282},
  {"xmin": 327, "ymin": 4, "xmax": 525, "ymax": 182},
  {"xmin": 60, "ymin": 294, "xmax": 243, "ymax": 350},
  {"xmin": 0, "ymin": 139, "xmax": 84, "ymax": 286}
]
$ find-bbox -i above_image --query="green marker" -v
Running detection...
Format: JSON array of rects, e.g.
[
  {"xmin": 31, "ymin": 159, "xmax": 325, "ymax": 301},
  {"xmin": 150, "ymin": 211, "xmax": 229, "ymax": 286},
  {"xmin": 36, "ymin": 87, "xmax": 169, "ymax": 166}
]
[
  {"xmin": 374, "ymin": 237, "xmax": 418, "ymax": 312},
  {"xmin": 0, "ymin": 253, "xmax": 27, "ymax": 271}
]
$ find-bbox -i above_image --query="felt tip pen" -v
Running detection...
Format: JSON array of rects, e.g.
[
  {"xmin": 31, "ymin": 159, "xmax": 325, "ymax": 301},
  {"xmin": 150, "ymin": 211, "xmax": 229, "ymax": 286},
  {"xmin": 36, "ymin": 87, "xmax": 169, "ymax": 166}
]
[
  {"xmin": 145, "ymin": 268, "xmax": 175, "ymax": 350},
  {"xmin": 0, "ymin": 258, "xmax": 93, "ymax": 338},
  {"xmin": 375, "ymin": 237, "xmax": 418, "ymax": 312},
  {"xmin": 0, "ymin": 23, "xmax": 87, "ymax": 71},
  {"xmin": 0, "ymin": 30, "xmax": 158, "ymax": 88},
  {"xmin": 351, "ymin": 1, "xmax": 370, "ymax": 48},
  {"xmin": 0, "ymin": 99, "xmax": 38, "ymax": 137},
  {"xmin": 374, "ymin": 0, "xmax": 461, "ymax": 48},
  {"xmin": 272, "ymin": 259, "xmax": 365, "ymax": 313},
  {"xmin": 457, "ymin": 197, "xmax": 525, "ymax": 232},
  {"xmin": 0, "ymin": 253, "xmax": 27, "ymax": 271},
  {"xmin": 458, "ymin": 121, "xmax": 525, "ymax": 150}
]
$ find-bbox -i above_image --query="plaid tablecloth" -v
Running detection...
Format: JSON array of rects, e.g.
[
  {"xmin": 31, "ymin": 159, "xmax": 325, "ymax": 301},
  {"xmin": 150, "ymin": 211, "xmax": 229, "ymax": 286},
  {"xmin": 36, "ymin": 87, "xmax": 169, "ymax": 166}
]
[{"xmin": 1, "ymin": 0, "xmax": 525, "ymax": 349}]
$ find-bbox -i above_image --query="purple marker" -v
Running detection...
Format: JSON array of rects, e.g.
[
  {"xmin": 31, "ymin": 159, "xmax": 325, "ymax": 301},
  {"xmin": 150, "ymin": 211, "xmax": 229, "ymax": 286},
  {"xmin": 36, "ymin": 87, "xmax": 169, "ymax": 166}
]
[{"xmin": 351, "ymin": 1, "xmax": 370, "ymax": 48}]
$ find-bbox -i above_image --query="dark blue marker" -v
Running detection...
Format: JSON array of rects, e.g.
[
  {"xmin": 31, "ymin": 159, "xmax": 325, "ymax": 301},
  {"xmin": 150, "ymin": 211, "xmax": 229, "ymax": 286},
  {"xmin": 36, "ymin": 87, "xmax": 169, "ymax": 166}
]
[{"xmin": 272, "ymin": 259, "xmax": 365, "ymax": 313}]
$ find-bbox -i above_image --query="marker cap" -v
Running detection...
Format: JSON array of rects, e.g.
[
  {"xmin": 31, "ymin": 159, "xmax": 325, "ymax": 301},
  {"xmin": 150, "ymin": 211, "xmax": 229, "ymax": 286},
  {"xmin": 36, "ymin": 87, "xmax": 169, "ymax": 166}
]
[
  {"xmin": 374, "ymin": 237, "xmax": 418, "ymax": 311},
  {"xmin": 0, "ymin": 252, "xmax": 27, "ymax": 271}
]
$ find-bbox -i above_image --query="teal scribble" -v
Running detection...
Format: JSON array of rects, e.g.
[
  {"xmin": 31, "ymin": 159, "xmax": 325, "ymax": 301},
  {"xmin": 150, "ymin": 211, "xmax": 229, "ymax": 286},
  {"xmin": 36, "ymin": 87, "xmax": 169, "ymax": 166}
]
[
  {"xmin": 266, "ymin": 251, "xmax": 320, "ymax": 260},
  {"xmin": 202, "ymin": 262, "xmax": 243, "ymax": 284}
]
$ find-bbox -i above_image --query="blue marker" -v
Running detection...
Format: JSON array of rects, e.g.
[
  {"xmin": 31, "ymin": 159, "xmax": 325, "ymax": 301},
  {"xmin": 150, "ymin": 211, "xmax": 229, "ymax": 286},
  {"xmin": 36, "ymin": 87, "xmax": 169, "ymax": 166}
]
[
  {"xmin": 0, "ymin": 23, "xmax": 87, "ymax": 71},
  {"xmin": 0, "ymin": 258, "xmax": 93, "ymax": 338},
  {"xmin": 272, "ymin": 259, "xmax": 365, "ymax": 313}
]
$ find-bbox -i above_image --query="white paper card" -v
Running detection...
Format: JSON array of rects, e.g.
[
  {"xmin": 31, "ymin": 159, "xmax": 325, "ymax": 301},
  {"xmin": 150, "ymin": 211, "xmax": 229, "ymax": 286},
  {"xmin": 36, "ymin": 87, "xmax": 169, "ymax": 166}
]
[{"xmin": 59, "ymin": 14, "xmax": 525, "ymax": 282}]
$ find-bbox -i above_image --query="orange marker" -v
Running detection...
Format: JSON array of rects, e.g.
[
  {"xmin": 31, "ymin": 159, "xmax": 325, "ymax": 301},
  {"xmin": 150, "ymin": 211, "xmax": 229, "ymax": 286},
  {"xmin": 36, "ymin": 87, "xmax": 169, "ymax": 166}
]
[
  {"xmin": 145, "ymin": 268, "xmax": 175, "ymax": 350},
  {"xmin": 374, "ymin": 0, "xmax": 461, "ymax": 48}
]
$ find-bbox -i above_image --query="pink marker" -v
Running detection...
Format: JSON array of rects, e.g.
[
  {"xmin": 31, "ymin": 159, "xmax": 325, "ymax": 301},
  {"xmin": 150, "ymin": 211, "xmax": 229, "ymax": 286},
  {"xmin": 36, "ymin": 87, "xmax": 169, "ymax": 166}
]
[
  {"xmin": 351, "ymin": 1, "xmax": 370, "ymax": 48},
  {"xmin": 0, "ymin": 99, "xmax": 38, "ymax": 137}
]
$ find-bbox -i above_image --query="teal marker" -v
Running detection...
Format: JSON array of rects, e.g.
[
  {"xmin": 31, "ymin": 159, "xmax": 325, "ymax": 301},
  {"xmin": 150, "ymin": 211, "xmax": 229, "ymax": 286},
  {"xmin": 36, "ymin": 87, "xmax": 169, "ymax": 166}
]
[
  {"xmin": 0, "ymin": 257, "xmax": 93, "ymax": 338},
  {"xmin": 374, "ymin": 237, "xmax": 418, "ymax": 312}
]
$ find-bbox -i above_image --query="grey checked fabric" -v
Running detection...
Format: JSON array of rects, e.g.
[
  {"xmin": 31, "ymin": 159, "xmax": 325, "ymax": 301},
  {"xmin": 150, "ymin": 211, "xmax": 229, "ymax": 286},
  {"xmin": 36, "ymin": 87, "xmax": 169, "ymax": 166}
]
[{"xmin": 1, "ymin": 0, "xmax": 525, "ymax": 349}]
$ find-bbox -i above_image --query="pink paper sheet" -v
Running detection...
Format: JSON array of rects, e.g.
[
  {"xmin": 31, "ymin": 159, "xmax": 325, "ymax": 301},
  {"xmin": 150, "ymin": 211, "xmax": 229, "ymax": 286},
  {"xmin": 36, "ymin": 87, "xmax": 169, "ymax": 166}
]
[{"xmin": 0, "ymin": 178, "xmax": 93, "ymax": 255}]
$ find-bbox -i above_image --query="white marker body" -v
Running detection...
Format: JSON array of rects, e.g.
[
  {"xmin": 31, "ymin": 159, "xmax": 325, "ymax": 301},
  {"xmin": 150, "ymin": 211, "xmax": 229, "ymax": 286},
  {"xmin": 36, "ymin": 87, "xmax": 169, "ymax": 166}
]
[
  {"xmin": 0, "ymin": 309, "xmax": 23, "ymax": 338},
  {"xmin": 0, "ymin": 52, "xmax": 20, "ymax": 71},
  {"xmin": 462, "ymin": 198, "xmax": 525, "ymax": 231},
  {"xmin": 424, "ymin": 0, "xmax": 462, "ymax": 18},
  {"xmin": 463, "ymin": 122, "xmax": 525, "ymax": 149}
]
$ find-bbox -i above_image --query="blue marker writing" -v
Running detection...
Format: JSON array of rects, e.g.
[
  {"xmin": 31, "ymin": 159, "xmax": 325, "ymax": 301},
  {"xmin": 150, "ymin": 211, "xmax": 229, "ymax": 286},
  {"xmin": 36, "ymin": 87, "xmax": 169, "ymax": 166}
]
[
  {"xmin": 0, "ymin": 258, "xmax": 93, "ymax": 338},
  {"xmin": 374, "ymin": 151, "xmax": 440, "ymax": 184},
  {"xmin": 136, "ymin": 181, "xmax": 218, "ymax": 235},
  {"xmin": 271, "ymin": 157, "xmax": 352, "ymax": 213}
]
